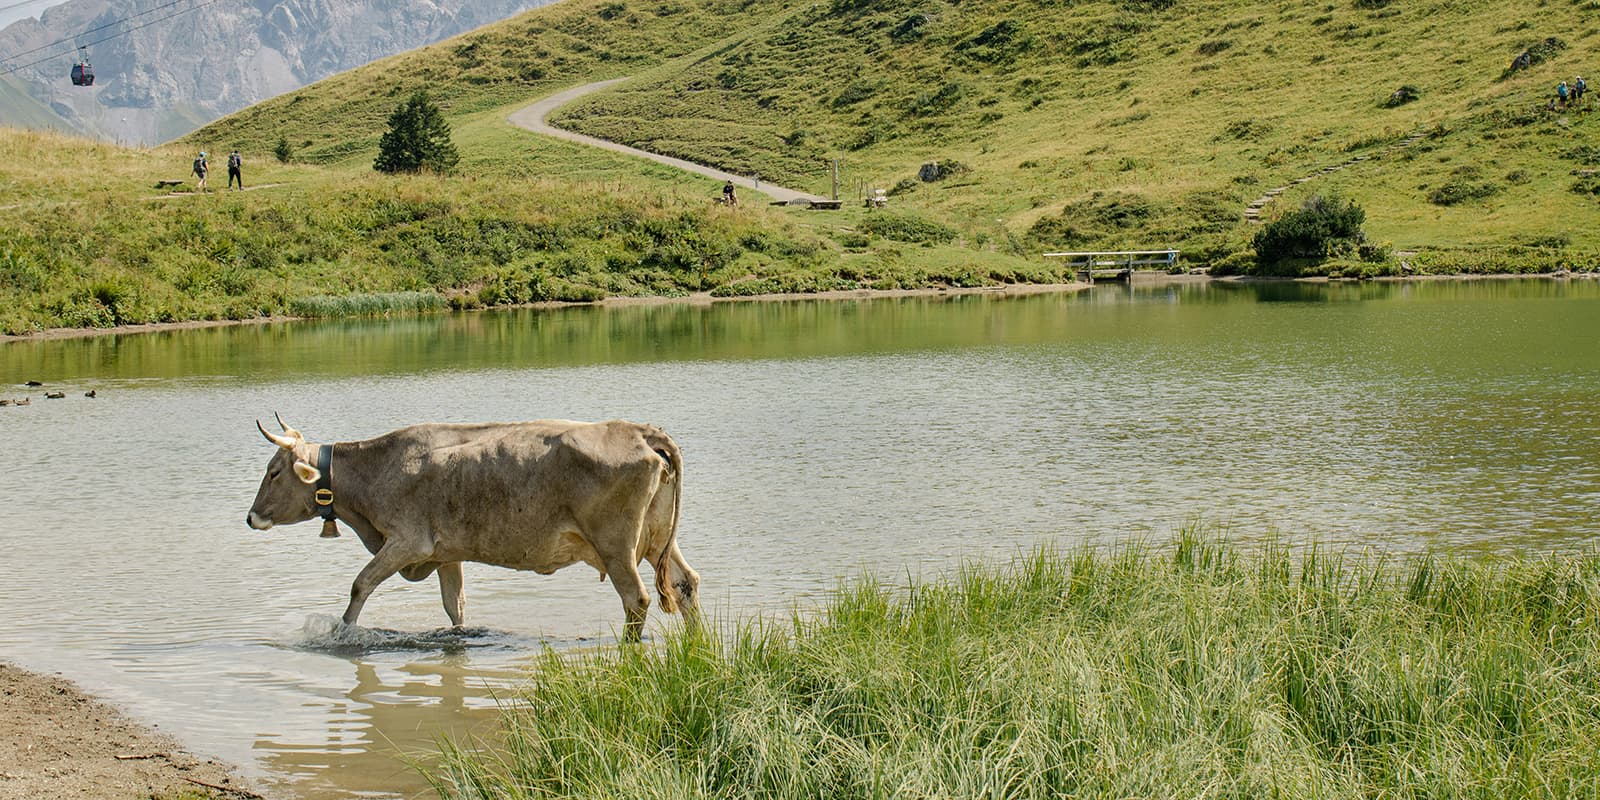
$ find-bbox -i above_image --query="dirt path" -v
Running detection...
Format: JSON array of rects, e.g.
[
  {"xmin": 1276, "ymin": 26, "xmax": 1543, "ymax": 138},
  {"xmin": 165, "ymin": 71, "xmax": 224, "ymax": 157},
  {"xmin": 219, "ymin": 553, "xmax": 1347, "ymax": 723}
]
[
  {"xmin": 507, "ymin": 80, "xmax": 824, "ymax": 204},
  {"xmin": 0, "ymin": 661, "xmax": 258, "ymax": 799},
  {"xmin": 144, "ymin": 182, "xmax": 287, "ymax": 201},
  {"xmin": 1244, "ymin": 132, "xmax": 1426, "ymax": 223}
]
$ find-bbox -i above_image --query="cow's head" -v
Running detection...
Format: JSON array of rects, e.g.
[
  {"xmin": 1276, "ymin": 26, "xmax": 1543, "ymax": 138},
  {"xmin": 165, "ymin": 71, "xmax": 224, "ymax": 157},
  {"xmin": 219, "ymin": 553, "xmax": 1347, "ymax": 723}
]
[{"xmin": 246, "ymin": 413, "xmax": 324, "ymax": 531}]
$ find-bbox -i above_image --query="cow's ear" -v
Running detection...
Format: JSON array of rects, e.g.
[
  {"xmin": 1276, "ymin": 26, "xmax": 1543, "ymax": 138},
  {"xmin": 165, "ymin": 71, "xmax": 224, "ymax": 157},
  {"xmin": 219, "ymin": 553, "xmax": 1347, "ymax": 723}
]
[{"xmin": 293, "ymin": 461, "xmax": 321, "ymax": 485}]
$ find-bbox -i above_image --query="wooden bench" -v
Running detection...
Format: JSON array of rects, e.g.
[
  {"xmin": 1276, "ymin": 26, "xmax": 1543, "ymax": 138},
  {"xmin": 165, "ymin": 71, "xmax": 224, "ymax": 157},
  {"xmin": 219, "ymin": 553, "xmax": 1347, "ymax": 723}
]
[
  {"xmin": 807, "ymin": 199, "xmax": 843, "ymax": 210},
  {"xmin": 1042, "ymin": 249, "xmax": 1180, "ymax": 282}
]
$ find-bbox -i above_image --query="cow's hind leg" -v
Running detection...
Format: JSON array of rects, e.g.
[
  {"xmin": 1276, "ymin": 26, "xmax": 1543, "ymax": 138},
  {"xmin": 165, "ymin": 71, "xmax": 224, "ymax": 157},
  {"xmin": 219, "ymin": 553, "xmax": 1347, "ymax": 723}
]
[
  {"xmin": 438, "ymin": 562, "xmax": 465, "ymax": 627},
  {"xmin": 601, "ymin": 552, "xmax": 651, "ymax": 642},
  {"xmin": 343, "ymin": 540, "xmax": 431, "ymax": 625},
  {"xmin": 665, "ymin": 544, "xmax": 702, "ymax": 628}
]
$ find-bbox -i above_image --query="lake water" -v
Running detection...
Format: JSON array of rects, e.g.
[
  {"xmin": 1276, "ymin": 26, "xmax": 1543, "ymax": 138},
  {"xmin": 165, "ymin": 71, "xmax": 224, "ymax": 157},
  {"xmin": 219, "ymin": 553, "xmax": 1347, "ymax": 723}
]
[{"xmin": 3, "ymin": 278, "xmax": 1600, "ymax": 798}]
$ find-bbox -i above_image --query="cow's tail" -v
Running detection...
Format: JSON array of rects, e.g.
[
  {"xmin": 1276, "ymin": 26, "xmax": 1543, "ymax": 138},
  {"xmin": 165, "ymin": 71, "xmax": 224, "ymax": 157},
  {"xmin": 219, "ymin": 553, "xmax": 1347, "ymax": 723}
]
[{"xmin": 646, "ymin": 427, "xmax": 684, "ymax": 615}]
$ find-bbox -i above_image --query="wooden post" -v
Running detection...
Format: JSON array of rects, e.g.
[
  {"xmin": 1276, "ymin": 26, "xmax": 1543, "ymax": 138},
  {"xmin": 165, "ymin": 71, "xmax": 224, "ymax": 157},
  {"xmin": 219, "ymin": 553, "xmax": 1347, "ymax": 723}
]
[{"xmin": 831, "ymin": 159, "xmax": 839, "ymax": 201}]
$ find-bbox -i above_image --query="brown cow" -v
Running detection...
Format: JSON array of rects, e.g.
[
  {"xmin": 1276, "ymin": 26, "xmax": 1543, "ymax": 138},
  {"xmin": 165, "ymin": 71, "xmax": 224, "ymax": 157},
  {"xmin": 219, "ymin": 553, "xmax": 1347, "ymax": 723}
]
[{"xmin": 246, "ymin": 415, "xmax": 699, "ymax": 641}]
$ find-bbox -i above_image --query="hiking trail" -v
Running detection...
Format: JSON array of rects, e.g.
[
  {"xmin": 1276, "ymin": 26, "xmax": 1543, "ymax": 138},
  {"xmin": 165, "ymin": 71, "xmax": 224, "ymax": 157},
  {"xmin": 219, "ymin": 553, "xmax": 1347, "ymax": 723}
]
[
  {"xmin": 1244, "ymin": 132, "xmax": 1427, "ymax": 223},
  {"xmin": 508, "ymin": 80, "xmax": 825, "ymax": 204}
]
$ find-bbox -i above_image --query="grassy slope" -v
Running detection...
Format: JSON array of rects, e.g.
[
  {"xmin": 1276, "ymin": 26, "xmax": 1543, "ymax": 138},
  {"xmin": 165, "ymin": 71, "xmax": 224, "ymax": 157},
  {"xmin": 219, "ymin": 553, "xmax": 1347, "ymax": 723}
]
[
  {"xmin": 0, "ymin": 120, "xmax": 1048, "ymax": 334},
  {"xmin": 429, "ymin": 535, "xmax": 1600, "ymax": 799},
  {"xmin": 0, "ymin": 76, "xmax": 69, "ymax": 131},
  {"xmin": 551, "ymin": 0, "xmax": 1600, "ymax": 261},
  {"xmin": 184, "ymin": 0, "xmax": 801, "ymax": 163},
  {"xmin": 10, "ymin": 0, "xmax": 1599, "ymax": 333}
]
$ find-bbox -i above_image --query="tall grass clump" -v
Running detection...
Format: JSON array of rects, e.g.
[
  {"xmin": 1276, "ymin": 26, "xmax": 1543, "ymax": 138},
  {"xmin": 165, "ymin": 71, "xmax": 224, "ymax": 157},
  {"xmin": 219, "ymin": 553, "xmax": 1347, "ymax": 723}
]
[
  {"xmin": 429, "ymin": 533, "xmax": 1600, "ymax": 799},
  {"xmin": 289, "ymin": 291, "xmax": 447, "ymax": 318}
]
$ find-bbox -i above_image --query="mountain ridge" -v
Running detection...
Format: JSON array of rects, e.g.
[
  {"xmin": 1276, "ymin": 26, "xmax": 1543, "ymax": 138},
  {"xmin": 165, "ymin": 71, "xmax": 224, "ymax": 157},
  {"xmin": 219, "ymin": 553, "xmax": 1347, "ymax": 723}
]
[{"xmin": 0, "ymin": 0, "xmax": 546, "ymax": 143}]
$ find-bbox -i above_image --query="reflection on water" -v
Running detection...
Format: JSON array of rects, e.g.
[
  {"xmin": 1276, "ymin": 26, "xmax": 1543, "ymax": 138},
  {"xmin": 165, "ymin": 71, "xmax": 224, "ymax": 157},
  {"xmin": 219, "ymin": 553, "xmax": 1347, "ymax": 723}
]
[
  {"xmin": 253, "ymin": 654, "xmax": 514, "ymax": 799},
  {"xmin": 4, "ymin": 278, "xmax": 1600, "ymax": 797}
]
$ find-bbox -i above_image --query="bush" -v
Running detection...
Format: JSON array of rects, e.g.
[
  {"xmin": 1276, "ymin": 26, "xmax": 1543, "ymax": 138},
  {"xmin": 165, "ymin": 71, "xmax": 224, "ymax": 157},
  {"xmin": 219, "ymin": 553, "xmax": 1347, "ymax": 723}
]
[
  {"xmin": 1427, "ymin": 180, "xmax": 1501, "ymax": 205},
  {"xmin": 1252, "ymin": 195, "xmax": 1367, "ymax": 265},
  {"xmin": 273, "ymin": 136, "xmax": 293, "ymax": 164},
  {"xmin": 1572, "ymin": 175, "xmax": 1600, "ymax": 196},
  {"xmin": 859, "ymin": 212, "xmax": 959, "ymax": 244}
]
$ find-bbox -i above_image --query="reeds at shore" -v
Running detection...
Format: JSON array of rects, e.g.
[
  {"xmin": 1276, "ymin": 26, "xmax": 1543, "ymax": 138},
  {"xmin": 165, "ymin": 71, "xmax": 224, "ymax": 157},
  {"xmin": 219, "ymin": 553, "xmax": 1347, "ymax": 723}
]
[{"xmin": 428, "ymin": 532, "xmax": 1600, "ymax": 799}]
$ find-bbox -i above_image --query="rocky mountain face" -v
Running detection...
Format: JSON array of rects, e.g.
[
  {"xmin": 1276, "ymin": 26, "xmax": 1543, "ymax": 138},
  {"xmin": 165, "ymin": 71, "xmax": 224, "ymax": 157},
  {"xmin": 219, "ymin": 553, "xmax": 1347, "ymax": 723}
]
[{"xmin": 0, "ymin": 0, "xmax": 543, "ymax": 144}]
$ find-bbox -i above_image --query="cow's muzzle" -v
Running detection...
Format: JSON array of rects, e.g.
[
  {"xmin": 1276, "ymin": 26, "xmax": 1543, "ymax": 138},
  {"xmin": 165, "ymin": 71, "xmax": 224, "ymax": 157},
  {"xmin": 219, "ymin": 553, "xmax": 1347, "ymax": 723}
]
[{"xmin": 247, "ymin": 512, "xmax": 274, "ymax": 531}]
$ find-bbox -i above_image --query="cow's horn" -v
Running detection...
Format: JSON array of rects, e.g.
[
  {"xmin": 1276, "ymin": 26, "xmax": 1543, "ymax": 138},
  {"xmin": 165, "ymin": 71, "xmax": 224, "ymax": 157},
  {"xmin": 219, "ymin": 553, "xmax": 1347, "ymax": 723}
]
[
  {"xmin": 274, "ymin": 412, "xmax": 304, "ymax": 442},
  {"xmin": 258, "ymin": 419, "xmax": 298, "ymax": 450}
]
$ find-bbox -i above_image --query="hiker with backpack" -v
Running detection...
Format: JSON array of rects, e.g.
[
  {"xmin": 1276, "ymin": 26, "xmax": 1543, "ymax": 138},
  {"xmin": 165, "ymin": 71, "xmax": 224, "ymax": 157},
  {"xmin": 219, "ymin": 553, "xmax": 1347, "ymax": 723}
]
[
  {"xmin": 1576, "ymin": 76, "xmax": 1588, "ymax": 105},
  {"xmin": 192, "ymin": 151, "xmax": 209, "ymax": 192},
  {"xmin": 227, "ymin": 150, "xmax": 243, "ymax": 190},
  {"xmin": 1558, "ymin": 81, "xmax": 1570, "ymax": 108}
]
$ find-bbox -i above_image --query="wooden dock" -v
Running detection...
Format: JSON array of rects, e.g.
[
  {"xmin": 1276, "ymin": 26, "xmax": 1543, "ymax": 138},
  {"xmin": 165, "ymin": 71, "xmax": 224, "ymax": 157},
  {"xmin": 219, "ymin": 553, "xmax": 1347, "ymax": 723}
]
[{"xmin": 1042, "ymin": 249, "xmax": 1179, "ymax": 282}]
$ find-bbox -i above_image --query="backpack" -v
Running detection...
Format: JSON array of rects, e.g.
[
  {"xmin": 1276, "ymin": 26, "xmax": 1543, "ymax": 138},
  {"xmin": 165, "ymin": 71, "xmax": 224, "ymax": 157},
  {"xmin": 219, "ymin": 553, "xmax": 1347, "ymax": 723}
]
[
  {"xmin": 193, "ymin": 157, "xmax": 204, "ymax": 175},
  {"xmin": 228, "ymin": 153, "xmax": 241, "ymax": 169}
]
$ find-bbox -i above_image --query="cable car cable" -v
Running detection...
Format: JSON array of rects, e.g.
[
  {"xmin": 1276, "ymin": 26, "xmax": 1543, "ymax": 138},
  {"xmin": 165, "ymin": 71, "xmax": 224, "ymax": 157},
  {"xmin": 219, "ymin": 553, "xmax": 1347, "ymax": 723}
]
[
  {"xmin": 0, "ymin": 0, "xmax": 60, "ymax": 16},
  {"xmin": 0, "ymin": 0, "xmax": 217, "ymax": 78},
  {"xmin": 0, "ymin": 0, "xmax": 197, "ymax": 67}
]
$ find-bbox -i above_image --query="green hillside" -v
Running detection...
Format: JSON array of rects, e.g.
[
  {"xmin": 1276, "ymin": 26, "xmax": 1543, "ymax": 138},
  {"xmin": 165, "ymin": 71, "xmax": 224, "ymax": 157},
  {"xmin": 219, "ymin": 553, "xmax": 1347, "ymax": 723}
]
[
  {"xmin": 0, "ymin": 123, "xmax": 1050, "ymax": 335},
  {"xmin": 551, "ymin": 0, "xmax": 1600, "ymax": 261},
  {"xmin": 10, "ymin": 0, "xmax": 1600, "ymax": 334},
  {"xmin": 0, "ymin": 76, "xmax": 71, "ymax": 132},
  {"xmin": 185, "ymin": 0, "xmax": 1600, "ymax": 273},
  {"xmin": 187, "ymin": 0, "xmax": 801, "ymax": 164}
]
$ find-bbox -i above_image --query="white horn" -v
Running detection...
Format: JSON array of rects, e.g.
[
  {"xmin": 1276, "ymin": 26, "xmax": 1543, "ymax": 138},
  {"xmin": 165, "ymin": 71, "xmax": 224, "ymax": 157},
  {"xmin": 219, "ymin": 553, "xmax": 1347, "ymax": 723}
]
[
  {"xmin": 274, "ymin": 412, "xmax": 304, "ymax": 442},
  {"xmin": 258, "ymin": 418, "xmax": 298, "ymax": 450}
]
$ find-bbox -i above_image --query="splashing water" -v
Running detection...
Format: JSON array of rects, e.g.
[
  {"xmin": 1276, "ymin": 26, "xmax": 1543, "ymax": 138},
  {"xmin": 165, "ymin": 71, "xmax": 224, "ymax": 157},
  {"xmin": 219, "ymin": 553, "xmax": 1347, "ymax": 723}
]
[{"xmin": 292, "ymin": 614, "xmax": 518, "ymax": 655}]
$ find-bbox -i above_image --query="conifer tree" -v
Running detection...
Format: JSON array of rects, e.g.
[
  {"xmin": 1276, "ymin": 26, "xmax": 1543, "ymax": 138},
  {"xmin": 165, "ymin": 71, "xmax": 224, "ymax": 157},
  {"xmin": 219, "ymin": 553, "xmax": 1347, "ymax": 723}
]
[{"xmin": 373, "ymin": 90, "xmax": 460, "ymax": 174}]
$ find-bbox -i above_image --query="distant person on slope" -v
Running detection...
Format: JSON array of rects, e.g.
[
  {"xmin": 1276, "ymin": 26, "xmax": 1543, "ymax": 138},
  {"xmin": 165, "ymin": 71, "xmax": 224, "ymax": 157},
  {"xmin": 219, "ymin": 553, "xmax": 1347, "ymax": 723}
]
[
  {"xmin": 193, "ymin": 151, "xmax": 209, "ymax": 192},
  {"xmin": 723, "ymin": 179, "xmax": 738, "ymax": 208},
  {"xmin": 1558, "ymin": 81, "xmax": 1570, "ymax": 108},
  {"xmin": 1576, "ymin": 76, "xmax": 1587, "ymax": 104},
  {"xmin": 227, "ymin": 150, "xmax": 243, "ymax": 190}
]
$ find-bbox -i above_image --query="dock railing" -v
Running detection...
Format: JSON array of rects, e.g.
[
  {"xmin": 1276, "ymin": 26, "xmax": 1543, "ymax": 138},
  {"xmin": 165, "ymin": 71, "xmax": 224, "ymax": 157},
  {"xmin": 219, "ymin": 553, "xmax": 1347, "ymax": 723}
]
[{"xmin": 1041, "ymin": 249, "xmax": 1179, "ymax": 282}]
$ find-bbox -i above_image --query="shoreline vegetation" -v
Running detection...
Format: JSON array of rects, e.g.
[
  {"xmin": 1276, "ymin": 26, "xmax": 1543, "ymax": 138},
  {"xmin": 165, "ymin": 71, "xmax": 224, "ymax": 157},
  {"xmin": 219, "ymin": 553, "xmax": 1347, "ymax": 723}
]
[
  {"xmin": 427, "ymin": 533, "xmax": 1600, "ymax": 799},
  {"xmin": 5, "ymin": 271, "xmax": 1597, "ymax": 345}
]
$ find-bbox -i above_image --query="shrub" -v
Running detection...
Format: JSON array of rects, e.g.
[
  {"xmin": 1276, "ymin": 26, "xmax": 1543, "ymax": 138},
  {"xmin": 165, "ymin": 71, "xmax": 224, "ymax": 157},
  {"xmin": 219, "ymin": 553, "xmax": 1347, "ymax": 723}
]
[
  {"xmin": 1196, "ymin": 39, "xmax": 1232, "ymax": 56},
  {"xmin": 888, "ymin": 177, "xmax": 920, "ymax": 196},
  {"xmin": 1572, "ymin": 175, "xmax": 1600, "ymax": 196},
  {"xmin": 906, "ymin": 82, "xmax": 964, "ymax": 117},
  {"xmin": 1426, "ymin": 180, "xmax": 1501, "ymax": 205},
  {"xmin": 957, "ymin": 19, "xmax": 1029, "ymax": 64},
  {"xmin": 1252, "ymin": 194, "xmax": 1367, "ymax": 264},
  {"xmin": 859, "ymin": 211, "xmax": 958, "ymax": 244},
  {"xmin": 273, "ymin": 136, "xmax": 293, "ymax": 164},
  {"xmin": 889, "ymin": 13, "xmax": 933, "ymax": 43}
]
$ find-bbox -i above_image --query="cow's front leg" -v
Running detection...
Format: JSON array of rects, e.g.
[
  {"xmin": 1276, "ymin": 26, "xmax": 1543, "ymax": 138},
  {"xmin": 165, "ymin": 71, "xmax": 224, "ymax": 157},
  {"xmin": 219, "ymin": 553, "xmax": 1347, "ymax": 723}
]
[
  {"xmin": 343, "ymin": 541, "xmax": 429, "ymax": 625},
  {"xmin": 438, "ymin": 562, "xmax": 465, "ymax": 627},
  {"xmin": 601, "ymin": 553, "xmax": 650, "ymax": 642}
]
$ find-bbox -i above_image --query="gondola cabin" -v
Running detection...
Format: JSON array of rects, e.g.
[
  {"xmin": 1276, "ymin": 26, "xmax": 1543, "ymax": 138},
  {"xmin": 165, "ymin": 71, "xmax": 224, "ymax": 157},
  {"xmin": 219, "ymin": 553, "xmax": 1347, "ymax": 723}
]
[{"xmin": 70, "ymin": 47, "xmax": 93, "ymax": 86}]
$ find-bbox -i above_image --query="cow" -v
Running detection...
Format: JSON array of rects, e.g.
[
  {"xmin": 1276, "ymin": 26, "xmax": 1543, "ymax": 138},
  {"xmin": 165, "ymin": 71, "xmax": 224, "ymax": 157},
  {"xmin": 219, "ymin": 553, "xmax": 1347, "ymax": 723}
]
[{"xmin": 246, "ymin": 415, "xmax": 700, "ymax": 641}]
